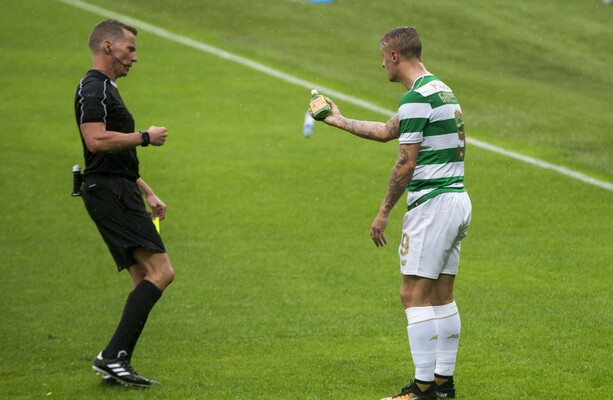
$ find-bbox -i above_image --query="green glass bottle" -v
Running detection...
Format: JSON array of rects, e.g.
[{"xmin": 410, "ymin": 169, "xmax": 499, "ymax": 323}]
[{"xmin": 309, "ymin": 89, "xmax": 331, "ymax": 120}]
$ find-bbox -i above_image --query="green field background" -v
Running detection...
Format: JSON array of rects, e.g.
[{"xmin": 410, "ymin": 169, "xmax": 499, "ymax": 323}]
[{"xmin": 1, "ymin": 0, "xmax": 612, "ymax": 399}]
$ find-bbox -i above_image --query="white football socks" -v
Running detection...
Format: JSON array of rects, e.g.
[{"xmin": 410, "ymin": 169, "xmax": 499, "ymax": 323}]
[
  {"xmin": 405, "ymin": 306, "xmax": 437, "ymax": 382},
  {"xmin": 433, "ymin": 301, "xmax": 461, "ymax": 377}
]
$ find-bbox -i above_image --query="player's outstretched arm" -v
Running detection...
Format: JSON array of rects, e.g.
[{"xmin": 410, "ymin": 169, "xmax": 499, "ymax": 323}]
[{"xmin": 322, "ymin": 98, "xmax": 399, "ymax": 142}]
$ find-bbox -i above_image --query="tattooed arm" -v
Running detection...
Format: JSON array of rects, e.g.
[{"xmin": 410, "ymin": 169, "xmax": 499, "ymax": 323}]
[
  {"xmin": 321, "ymin": 98, "xmax": 399, "ymax": 142},
  {"xmin": 370, "ymin": 143, "xmax": 419, "ymax": 247}
]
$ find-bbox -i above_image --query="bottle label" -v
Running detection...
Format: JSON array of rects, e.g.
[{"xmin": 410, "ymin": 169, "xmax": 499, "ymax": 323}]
[{"xmin": 309, "ymin": 95, "xmax": 331, "ymax": 119}]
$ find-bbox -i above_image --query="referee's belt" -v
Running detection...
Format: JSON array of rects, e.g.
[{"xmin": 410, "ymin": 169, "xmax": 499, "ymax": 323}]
[{"xmin": 407, "ymin": 186, "xmax": 465, "ymax": 211}]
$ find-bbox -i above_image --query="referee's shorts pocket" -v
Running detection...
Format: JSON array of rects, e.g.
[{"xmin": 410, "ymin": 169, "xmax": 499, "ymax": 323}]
[{"xmin": 82, "ymin": 182, "xmax": 116, "ymax": 221}]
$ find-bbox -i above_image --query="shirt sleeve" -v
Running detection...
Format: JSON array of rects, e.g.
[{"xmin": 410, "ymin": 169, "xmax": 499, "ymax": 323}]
[
  {"xmin": 397, "ymin": 92, "xmax": 431, "ymax": 145},
  {"xmin": 77, "ymin": 79, "xmax": 108, "ymax": 125}
]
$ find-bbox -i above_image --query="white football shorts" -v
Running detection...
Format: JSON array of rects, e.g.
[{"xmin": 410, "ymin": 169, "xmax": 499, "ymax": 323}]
[{"xmin": 398, "ymin": 191, "xmax": 472, "ymax": 278}]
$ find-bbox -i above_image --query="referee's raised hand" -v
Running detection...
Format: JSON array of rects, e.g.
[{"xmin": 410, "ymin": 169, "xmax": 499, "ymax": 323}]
[{"xmin": 147, "ymin": 125, "xmax": 167, "ymax": 146}]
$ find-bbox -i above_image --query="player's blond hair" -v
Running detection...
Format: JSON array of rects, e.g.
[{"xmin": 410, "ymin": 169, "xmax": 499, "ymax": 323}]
[
  {"xmin": 380, "ymin": 27, "xmax": 422, "ymax": 60},
  {"xmin": 88, "ymin": 19, "xmax": 138, "ymax": 53}
]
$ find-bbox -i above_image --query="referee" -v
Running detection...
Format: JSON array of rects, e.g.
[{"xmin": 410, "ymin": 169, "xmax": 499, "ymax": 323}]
[{"xmin": 74, "ymin": 19, "xmax": 174, "ymax": 387}]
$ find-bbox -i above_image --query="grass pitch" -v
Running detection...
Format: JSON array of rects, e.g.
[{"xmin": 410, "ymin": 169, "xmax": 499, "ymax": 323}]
[{"xmin": 0, "ymin": 1, "xmax": 612, "ymax": 399}]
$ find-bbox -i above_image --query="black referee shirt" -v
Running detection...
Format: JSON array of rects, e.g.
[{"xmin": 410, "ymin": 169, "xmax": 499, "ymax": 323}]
[{"xmin": 74, "ymin": 70, "xmax": 140, "ymax": 180}]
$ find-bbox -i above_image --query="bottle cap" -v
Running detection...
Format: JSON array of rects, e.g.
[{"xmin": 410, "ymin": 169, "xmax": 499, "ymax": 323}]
[{"xmin": 311, "ymin": 89, "xmax": 319, "ymax": 96}]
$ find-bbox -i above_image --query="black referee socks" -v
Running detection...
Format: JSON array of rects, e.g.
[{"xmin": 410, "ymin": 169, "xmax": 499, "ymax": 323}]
[{"xmin": 102, "ymin": 279, "xmax": 163, "ymax": 360}]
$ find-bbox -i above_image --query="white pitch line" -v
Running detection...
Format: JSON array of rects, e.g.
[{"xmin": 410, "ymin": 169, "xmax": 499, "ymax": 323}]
[
  {"xmin": 58, "ymin": 0, "xmax": 613, "ymax": 192},
  {"xmin": 469, "ymin": 138, "xmax": 613, "ymax": 191}
]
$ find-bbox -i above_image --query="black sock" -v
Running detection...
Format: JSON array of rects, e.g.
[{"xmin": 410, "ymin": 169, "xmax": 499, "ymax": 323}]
[{"xmin": 102, "ymin": 279, "xmax": 162, "ymax": 360}]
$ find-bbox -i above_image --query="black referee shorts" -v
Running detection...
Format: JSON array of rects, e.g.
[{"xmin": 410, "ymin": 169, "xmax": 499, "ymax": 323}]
[{"xmin": 82, "ymin": 175, "xmax": 166, "ymax": 271}]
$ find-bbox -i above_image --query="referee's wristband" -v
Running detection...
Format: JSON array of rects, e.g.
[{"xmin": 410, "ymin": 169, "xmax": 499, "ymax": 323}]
[{"xmin": 140, "ymin": 130, "xmax": 150, "ymax": 147}]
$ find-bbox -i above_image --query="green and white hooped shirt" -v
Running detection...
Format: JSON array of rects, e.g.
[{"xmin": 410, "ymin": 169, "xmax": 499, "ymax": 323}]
[{"xmin": 398, "ymin": 74, "xmax": 466, "ymax": 211}]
